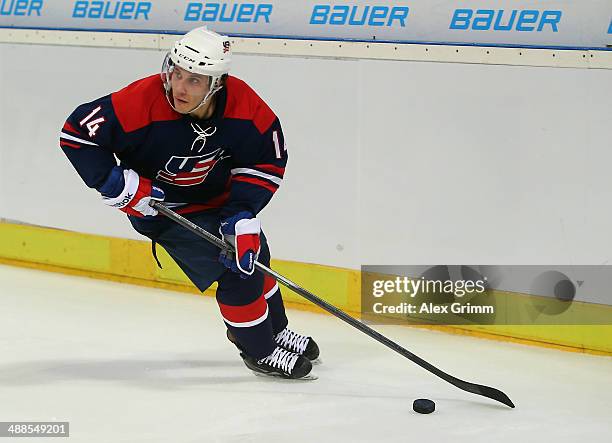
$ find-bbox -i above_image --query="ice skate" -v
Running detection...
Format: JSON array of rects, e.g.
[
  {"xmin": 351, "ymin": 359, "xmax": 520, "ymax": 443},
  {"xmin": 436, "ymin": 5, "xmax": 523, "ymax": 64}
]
[
  {"xmin": 228, "ymin": 328, "xmax": 321, "ymax": 365},
  {"xmin": 240, "ymin": 346, "xmax": 316, "ymax": 380},
  {"xmin": 274, "ymin": 327, "xmax": 321, "ymax": 364}
]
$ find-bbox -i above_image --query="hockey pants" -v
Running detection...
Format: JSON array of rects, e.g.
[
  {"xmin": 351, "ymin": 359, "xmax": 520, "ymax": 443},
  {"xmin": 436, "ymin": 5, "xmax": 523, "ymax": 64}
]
[{"xmin": 129, "ymin": 210, "xmax": 289, "ymax": 359}]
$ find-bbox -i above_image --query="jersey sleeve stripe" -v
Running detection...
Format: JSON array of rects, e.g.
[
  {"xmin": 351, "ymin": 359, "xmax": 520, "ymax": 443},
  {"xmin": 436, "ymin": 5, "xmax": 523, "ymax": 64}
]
[
  {"xmin": 252, "ymin": 163, "xmax": 285, "ymax": 178},
  {"xmin": 60, "ymin": 132, "xmax": 99, "ymax": 146},
  {"xmin": 232, "ymin": 176, "xmax": 279, "ymax": 193},
  {"xmin": 230, "ymin": 168, "xmax": 282, "ymax": 186},
  {"xmin": 60, "ymin": 140, "xmax": 83, "ymax": 149},
  {"xmin": 62, "ymin": 121, "xmax": 81, "ymax": 135}
]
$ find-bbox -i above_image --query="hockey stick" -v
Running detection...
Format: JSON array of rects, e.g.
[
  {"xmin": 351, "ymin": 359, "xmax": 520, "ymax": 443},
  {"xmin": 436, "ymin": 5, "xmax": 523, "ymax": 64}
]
[{"xmin": 151, "ymin": 201, "xmax": 515, "ymax": 408}]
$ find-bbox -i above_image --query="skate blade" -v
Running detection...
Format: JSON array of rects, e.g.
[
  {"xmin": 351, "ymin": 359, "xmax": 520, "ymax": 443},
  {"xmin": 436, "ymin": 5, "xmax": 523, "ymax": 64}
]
[
  {"xmin": 311, "ymin": 357, "xmax": 322, "ymax": 366},
  {"xmin": 251, "ymin": 371, "xmax": 318, "ymax": 381}
]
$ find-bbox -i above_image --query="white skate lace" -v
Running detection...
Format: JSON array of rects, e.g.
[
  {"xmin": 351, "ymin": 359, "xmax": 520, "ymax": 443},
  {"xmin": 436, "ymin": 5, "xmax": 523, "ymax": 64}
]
[
  {"xmin": 275, "ymin": 328, "xmax": 309, "ymax": 355},
  {"xmin": 258, "ymin": 347, "xmax": 300, "ymax": 374}
]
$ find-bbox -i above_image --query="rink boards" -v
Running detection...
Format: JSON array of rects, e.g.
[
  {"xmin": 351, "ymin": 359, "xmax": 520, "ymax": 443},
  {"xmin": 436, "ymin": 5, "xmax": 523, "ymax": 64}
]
[{"xmin": 1, "ymin": 221, "xmax": 610, "ymax": 355}]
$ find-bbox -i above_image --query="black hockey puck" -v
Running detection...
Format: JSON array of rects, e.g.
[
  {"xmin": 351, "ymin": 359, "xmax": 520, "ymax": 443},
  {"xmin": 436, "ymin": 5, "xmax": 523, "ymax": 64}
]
[{"xmin": 413, "ymin": 399, "xmax": 435, "ymax": 414}]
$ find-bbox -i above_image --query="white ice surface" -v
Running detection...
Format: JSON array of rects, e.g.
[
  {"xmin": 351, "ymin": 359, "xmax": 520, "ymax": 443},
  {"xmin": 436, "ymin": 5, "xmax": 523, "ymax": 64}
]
[{"xmin": 0, "ymin": 264, "xmax": 610, "ymax": 443}]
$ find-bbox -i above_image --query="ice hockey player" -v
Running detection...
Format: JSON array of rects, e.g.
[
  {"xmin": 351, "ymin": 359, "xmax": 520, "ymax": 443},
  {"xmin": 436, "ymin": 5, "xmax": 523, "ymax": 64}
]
[{"xmin": 59, "ymin": 26, "xmax": 319, "ymax": 379}]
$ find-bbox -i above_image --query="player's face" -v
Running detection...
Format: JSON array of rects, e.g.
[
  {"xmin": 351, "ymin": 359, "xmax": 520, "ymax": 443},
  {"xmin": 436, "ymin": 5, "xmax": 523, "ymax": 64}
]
[{"xmin": 170, "ymin": 66, "xmax": 211, "ymax": 114}]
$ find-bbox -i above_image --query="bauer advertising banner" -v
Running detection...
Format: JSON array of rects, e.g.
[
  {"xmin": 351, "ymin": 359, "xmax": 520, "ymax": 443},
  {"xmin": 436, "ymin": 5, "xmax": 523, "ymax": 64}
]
[{"xmin": 0, "ymin": 0, "xmax": 611, "ymax": 48}]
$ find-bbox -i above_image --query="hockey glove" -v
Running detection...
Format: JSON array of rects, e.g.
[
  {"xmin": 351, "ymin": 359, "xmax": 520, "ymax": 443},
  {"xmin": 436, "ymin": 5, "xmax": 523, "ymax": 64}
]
[
  {"xmin": 100, "ymin": 167, "xmax": 165, "ymax": 217},
  {"xmin": 219, "ymin": 212, "xmax": 261, "ymax": 277}
]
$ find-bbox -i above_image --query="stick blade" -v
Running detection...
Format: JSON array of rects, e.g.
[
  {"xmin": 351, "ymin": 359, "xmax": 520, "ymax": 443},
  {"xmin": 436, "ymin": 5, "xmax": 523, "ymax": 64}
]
[{"xmin": 462, "ymin": 382, "xmax": 515, "ymax": 408}]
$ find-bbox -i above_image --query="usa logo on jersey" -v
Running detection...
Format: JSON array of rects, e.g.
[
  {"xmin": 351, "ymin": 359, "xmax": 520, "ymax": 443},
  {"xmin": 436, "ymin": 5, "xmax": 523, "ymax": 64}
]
[{"xmin": 157, "ymin": 149, "xmax": 228, "ymax": 186}]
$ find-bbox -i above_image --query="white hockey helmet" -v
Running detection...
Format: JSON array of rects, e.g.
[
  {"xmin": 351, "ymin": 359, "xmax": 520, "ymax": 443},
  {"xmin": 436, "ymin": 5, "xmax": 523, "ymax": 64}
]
[{"xmin": 161, "ymin": 27, "xmax": 232, "ymax": 114}]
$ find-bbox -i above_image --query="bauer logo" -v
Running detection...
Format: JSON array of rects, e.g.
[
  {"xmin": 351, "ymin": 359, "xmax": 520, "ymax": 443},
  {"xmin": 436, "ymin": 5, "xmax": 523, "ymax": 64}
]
[
  {"xmin": 449, "ymin": 9, "xmax": 562, "ymax": 32},
  {"xmin": 184, "ymin": 2, "xmax": 272, "ymax": 23},
  {"xmin": 310, "ymin": 4, "xmax": 409, "ymax": 26},
  {"xmin": 72, "ymin": 1, "xmax": 152, "ymax": 20},
  {"xmin": 608, "ymin": 19, "xmax": 612, "ymax": 34},
  {"xmin": 0, "ymin": 0, "xmax": 43, "ymax": 16}
]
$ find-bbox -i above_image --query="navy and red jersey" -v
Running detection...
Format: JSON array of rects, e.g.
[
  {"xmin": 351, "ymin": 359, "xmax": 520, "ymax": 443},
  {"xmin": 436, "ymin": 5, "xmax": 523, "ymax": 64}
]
[{"xmin": 60, "ymin": 74, "xmax": 287, "ymax": 218}]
